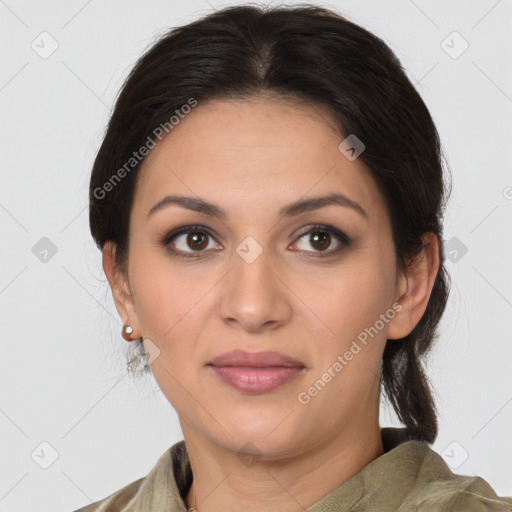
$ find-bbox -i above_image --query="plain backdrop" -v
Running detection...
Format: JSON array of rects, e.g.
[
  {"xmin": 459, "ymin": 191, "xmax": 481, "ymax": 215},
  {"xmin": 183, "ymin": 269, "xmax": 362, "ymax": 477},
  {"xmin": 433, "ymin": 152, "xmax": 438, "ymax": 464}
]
[{"xmin": 1, "ymin": 0, "xmax": 511, "ymax": 510}]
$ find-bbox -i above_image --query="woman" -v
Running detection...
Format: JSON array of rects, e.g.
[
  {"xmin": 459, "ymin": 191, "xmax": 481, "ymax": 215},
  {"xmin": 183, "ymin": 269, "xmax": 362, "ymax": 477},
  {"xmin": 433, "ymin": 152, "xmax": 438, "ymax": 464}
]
[{"xmin": 77, "ymin": 3, "xmax": 512, "ymax": 511}]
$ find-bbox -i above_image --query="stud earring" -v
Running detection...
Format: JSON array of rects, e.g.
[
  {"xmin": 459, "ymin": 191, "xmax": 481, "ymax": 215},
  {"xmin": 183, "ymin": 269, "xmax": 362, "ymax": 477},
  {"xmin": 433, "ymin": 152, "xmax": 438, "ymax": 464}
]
[{"xmin": 122, "ymin": 324, "xmax": 135, "ymax": 342}]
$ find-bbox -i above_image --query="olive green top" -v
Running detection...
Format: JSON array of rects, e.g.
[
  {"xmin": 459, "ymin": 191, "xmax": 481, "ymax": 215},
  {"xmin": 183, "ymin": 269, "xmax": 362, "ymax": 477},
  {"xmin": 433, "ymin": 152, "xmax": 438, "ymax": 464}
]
[{"xmin": 72, "ymin": 427, "xmax": 512, "ymax": 511}]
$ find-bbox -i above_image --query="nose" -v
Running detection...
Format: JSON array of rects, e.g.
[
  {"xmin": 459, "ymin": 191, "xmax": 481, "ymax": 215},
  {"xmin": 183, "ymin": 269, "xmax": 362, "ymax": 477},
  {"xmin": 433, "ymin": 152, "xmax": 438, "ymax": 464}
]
[{"xmin": 218, "ymin": 240, "xmax": 292, "ymax": 333}]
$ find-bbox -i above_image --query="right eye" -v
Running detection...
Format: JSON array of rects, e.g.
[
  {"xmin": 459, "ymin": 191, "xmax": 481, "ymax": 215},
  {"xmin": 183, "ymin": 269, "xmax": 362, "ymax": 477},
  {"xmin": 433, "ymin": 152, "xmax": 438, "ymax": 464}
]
[{"xmin": 161, "ymin": 225, "xmax": 221, "ymax": 258}]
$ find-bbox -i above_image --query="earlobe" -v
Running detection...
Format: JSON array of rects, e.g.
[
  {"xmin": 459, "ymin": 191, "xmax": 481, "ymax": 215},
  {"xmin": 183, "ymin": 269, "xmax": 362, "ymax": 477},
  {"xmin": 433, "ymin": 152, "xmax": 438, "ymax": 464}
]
[
  {"xmin": 102, "ymin": 241, "xmax": 141, "ymax": 340},
  {"xmin": 387, "ymin": 233, "xmax": 440, "ymax": 340}
]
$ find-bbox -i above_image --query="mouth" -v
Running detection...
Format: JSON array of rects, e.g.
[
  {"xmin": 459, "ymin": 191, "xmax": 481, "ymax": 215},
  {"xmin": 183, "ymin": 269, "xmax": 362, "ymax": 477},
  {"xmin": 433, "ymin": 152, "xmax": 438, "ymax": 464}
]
[
  {"xmin": 206, "ymin": 349, "xmax": 306, "ymax": 394},
  {"xmin": 207, "ymin": 365, "xmax": 305, "ymax": 394}
]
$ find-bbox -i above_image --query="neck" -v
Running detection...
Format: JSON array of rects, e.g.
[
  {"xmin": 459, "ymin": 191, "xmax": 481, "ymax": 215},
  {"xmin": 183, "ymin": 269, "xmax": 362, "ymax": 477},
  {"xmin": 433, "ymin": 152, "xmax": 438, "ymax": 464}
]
[{"xmin": 183, "ymin": 420, "xmax": 384, "ymax": 512}]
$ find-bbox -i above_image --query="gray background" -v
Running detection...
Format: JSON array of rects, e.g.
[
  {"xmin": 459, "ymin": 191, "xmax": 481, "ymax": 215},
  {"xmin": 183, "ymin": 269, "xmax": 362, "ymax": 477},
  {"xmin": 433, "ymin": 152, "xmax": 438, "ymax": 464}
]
[{"xmin": 1, "ymin": 0, "xmax": 511, "ymax": 510}]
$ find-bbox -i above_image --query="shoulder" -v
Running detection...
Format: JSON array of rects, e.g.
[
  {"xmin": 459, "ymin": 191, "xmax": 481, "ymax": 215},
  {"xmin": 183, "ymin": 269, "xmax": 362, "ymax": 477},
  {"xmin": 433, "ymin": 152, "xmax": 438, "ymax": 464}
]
[
  {"xmin": 69, "ymin": 441, "xmax": 189, "ymax": 512},
  {"xmin": 405, "ymin": 446, "xmax": 512, "ymax": 511},
  {"xmin": 410, "ymin": 475, "xmax": 512, "ymax": 511},
  {"xmin": 378, "ymin": 432, "xmax": 512, "ymax": 511},
  {"xmin": 71, "ymin": 477, "xmax": 145, "ymax": 512}
]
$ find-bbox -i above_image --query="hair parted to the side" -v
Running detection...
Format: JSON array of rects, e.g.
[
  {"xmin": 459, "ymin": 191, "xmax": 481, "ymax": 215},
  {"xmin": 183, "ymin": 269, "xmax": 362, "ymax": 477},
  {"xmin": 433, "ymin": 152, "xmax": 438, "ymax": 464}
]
[{"xmin": 89, "ymin": 3, "xmax": 452, "ymax": 444}]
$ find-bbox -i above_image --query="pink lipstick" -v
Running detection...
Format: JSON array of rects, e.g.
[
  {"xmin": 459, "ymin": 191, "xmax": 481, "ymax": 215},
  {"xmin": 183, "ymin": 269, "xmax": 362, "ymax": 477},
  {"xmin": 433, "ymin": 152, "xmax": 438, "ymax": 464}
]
[{"xmin": 207, "ymin": 349, "xmax": 306, "ymax": 394}]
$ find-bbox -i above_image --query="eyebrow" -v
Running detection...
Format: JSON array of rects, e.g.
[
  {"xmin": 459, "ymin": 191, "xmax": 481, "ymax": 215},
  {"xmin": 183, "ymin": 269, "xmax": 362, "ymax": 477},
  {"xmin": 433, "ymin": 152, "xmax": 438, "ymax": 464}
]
[{"xmin": 146, "ymin": 192, "xmax": 368, "ymax": 220}]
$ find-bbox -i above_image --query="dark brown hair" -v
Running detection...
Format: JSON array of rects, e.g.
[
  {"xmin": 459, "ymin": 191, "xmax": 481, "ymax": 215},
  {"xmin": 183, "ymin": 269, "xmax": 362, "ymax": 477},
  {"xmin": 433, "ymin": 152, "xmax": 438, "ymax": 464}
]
[{"xmin": 89, "ymin": 3, "xmax": 451, "ymax": 444}]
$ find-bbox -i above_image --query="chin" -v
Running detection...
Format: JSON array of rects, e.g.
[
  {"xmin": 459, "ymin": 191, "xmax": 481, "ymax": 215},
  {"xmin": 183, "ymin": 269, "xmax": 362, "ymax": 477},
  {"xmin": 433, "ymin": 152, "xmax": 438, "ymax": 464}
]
[{"xmin": 221, "ymin": 422, "xmax": 303, "ymax": 457}]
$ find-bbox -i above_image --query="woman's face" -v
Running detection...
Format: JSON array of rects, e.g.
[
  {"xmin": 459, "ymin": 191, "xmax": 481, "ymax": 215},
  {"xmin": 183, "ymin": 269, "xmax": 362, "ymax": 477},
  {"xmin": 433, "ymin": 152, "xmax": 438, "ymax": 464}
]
[{"xmin": 106, "ymin": 97, "xmax": 421, "ymax": 458}]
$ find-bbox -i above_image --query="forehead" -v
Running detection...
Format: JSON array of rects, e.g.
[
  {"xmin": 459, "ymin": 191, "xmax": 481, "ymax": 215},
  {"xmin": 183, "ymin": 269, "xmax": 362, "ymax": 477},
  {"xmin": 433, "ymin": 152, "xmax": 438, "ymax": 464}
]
[{"xmin": 132, "ymin": 97, "xmax": 387, "ymax": 224}]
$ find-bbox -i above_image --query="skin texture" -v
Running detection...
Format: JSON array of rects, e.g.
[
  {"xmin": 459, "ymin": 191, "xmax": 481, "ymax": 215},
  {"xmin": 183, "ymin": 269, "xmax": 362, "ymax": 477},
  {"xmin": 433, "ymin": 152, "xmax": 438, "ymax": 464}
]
[{"xmin": 102, "ymin": 96, "xmax": 440, "ymax": 512}]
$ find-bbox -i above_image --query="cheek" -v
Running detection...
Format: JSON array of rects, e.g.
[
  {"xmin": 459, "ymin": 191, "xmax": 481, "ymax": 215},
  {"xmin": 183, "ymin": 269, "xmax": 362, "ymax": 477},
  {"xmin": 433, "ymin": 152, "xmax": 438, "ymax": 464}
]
[
  {"xmin": 128, "ymin": 242, "xmax": 202, "ymax": 332},
  {"xmin": 130, "ymin": 263, "xmax": 210, "ymax": 413},
  {"xmin": 295, "ymin": 256, "xmax": 394, "ymax": 388},
  {"xmin": 299, "ymin": 258, "xmax": 391, "ymax": 335},
  {"xmin": 135, "ymin": 279, "xmax": 205, "ymax": 345}
]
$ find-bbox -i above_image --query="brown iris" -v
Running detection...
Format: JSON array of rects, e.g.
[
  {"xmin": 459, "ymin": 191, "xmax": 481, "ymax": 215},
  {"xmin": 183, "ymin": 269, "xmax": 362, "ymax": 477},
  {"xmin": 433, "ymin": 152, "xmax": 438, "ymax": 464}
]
[
  {"xmin": 187, "ymin": 232, "xmax": 209, "ymax": 251},
  {"xmin": 309, "ymin": 231, "xmax": 331, "ymax": 251}
]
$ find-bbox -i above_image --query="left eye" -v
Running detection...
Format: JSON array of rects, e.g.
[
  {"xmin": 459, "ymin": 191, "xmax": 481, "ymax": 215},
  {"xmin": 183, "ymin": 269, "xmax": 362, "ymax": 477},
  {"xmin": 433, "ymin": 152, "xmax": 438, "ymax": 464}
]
[
  {"xmin": 166, "ymin": 228, "xmax": 219, "ymax": 256},
  {"xmin": 161, "ymin": 224, "xmax": 351, "ymax": 258},
  {"xmin": 291, "ymin": 225, "xmax": 351, "ymax": 256}
]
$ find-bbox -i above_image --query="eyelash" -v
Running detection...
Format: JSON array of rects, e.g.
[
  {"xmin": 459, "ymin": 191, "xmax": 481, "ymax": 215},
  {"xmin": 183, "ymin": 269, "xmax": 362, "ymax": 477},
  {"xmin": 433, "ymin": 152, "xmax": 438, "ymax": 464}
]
[{"xmin": 160, "ymin": 224, "xmax": 353, "ymax": 259}]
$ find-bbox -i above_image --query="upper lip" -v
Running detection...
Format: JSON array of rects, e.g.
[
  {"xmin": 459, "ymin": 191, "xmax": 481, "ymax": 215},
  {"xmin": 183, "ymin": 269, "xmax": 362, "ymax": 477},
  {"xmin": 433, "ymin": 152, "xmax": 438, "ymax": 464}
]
[{"xmin": 208, "ymin": 349, "xmax": 305, "ymax": 368}]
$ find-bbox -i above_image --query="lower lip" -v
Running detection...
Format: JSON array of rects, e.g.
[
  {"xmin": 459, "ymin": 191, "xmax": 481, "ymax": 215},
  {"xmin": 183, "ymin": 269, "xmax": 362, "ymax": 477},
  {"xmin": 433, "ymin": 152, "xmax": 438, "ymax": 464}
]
[{"xmin": 208, "ymin": 365, "xmax": 305, "ymax": 394}]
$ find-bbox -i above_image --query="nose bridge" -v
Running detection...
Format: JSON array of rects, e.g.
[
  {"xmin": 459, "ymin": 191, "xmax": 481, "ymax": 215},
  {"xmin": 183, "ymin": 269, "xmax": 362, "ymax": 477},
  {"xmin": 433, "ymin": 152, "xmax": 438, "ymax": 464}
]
[
  {"xmin": 218, "ymin": 233, "xmax": 290, "ymax": 330},
  {"xmin": 232, "ymin": 233, "xmax": 275, "ymax": 295}
]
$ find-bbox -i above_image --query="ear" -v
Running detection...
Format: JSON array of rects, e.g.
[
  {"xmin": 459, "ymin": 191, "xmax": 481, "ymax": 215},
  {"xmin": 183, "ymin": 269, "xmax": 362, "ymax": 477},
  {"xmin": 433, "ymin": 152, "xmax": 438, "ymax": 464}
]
[
  {"xmin": 387, "ymin": 232, "xmax": 440, "ymax": 340},
  {"xmin": 102, "ymin": 241, "xmax": 142, "ymax": 340}
]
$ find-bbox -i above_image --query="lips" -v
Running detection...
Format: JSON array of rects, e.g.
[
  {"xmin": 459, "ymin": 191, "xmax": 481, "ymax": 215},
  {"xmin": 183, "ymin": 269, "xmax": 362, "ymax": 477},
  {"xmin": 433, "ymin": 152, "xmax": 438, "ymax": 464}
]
[{"xmin": 207, "ymin": 350, "xmax": 306, "ymax": 394}]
